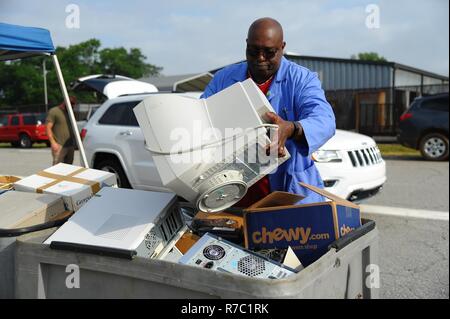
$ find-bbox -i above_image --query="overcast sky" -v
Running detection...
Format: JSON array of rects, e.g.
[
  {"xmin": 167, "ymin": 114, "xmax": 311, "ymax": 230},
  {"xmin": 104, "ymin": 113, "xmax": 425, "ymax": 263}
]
[{"xmin": 1, "ymin": 0, "xmax": 448, "ymax": 76}]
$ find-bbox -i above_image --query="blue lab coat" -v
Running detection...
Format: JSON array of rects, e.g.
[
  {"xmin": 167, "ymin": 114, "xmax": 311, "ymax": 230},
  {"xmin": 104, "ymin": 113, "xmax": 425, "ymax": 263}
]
[{"xmin": 201, "ymin": 57, "xmax": 336, "ymax": 203}]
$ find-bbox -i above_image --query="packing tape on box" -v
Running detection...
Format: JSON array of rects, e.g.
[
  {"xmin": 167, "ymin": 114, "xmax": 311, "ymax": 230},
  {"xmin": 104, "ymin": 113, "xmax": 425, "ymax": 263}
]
[
  {"xmin": 36, "ymin": 167, "xmax": 101, "ymax": 194},
  {"xmin": 0, "ymin": 176, "xmax": 21, "ymax": 190},
  {"xmin": 0, "ymin": 184, "xmax": 13, "ymax": 190}
]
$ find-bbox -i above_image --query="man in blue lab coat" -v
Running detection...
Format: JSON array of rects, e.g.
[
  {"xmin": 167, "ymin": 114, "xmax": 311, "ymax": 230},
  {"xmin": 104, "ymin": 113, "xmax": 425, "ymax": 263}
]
[{"xmin": 201, "ymin": 17, "xmax": 336, "ymax": 204}]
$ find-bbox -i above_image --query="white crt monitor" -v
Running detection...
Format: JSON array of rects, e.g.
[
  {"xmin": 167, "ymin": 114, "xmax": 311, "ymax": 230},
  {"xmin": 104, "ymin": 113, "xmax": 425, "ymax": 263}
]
[{"xmin": 134, "ymin": 79, "xmax": 290, "ymax": 213}]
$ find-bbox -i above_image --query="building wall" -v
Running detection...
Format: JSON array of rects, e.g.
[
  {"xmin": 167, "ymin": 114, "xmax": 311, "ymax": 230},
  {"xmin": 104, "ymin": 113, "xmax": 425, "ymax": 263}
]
[
  {"xmin": 288, "ymin": 57, "xmax": 392, "ymax": 90},
  {"xmin": 394, "ymin": 69, "xmax": 422, "ymax": 87},
  {"xmin": 423, "ymin": 76, "xmax": 445, "ymax": 85},
  {"xmin": 324, "ymin": 88, "xmax": 394, "ymax": 134},
  {"xmin": 394, "ymin": 69, "xmax": 447, "ymax": 87},
  {"xmin": 287, "ymin": 57, "xmax": 447, "ymax": 135}
]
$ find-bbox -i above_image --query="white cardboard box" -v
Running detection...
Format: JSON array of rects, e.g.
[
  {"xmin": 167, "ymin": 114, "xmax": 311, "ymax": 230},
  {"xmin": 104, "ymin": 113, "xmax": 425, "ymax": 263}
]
[{"xmin": 13, "ymin": 163, "xmax": 117, "ymax": 211}]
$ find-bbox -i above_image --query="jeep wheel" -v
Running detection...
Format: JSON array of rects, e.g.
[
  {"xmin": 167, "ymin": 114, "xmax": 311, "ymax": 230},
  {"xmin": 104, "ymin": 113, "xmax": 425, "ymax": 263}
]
[
  {"xmin": 19, "ymin": 134, "xmax": 32, "ymax": 148},
  {"xmin": 96, "ymin": 158, "xmax": 132, "ymax": 188},
  {"xmin": 419, "ymin": 133, "xmax": 449, "ymax": 161}
]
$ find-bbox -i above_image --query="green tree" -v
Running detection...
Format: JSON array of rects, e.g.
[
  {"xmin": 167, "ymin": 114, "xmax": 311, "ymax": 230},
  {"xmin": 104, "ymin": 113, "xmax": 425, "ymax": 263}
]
[
  {"xmin": 99, "ymin": 47, "xmax": 162, "ymax": 78},
  {"xmin": 0, "ymin": 39, "xmax": 162, "ymax": 108},
  {"xmin": 0, "ymin": 57, "xmax": 46, "ymax": 107},
  {"xmin": 44, "ymin": 39, "xmax": 103, "ymax": 104},
  {"xmin": 351, "ymin": 52, "xmax": 387, "ymax": 62}
]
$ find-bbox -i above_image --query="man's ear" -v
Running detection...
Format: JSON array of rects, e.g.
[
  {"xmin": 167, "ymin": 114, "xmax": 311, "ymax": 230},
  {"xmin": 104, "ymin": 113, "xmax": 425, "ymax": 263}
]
[{"xmin": 282, "ymin": 41, "xmax": 286, "ymax": 50}]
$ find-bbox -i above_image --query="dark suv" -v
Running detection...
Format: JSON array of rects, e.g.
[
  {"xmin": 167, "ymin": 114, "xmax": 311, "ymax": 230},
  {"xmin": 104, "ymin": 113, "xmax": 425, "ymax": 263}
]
[{"xmin": 398, "ymin": 93, "xmax": 449, "ymax": 161}]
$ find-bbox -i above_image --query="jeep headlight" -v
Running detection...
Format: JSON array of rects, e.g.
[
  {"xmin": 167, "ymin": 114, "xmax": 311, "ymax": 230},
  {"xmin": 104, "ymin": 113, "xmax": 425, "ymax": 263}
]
[{"xmin": 312, "ymin": 150, "xmax": 342, "ymax": 163}]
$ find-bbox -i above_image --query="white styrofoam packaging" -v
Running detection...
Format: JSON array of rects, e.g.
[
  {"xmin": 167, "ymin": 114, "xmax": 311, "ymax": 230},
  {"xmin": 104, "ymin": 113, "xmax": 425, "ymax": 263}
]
[
  {"xmin": 0, "ymin": 191, "xmax": 65, "ymax": 228},
  {"xmin": 13, "ymin": 163, "xmax": 117, "ymax": 211}
]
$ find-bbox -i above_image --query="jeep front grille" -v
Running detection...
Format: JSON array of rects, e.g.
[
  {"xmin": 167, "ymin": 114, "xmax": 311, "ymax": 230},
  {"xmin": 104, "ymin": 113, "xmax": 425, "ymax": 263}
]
[{"xmin": 347, "ymin": 146, "xmax": 382, "ymax": 167}]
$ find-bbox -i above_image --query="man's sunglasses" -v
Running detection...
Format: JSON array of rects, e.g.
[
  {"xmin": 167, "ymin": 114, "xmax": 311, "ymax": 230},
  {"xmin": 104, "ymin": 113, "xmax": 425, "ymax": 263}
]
[{"xmin": 246, "ymin": 46, "xmax": 279, "ymax": 59}]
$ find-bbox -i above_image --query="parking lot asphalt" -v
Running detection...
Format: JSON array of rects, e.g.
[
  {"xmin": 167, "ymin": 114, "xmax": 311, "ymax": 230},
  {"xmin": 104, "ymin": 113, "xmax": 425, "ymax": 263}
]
[
  {"xmin": 0, "ymin": 147, "xmax": 81, "ymax": 177},
  {"xmin": 363, "ymin": 155, "xmax": 449, "ymax": 212},
  {"xmin": 1, "ymin": 147, "xmax": 449, "ymax": 299},
  {"xmin": 363, "ymin": 212, "xmax": 449, "ymax": 299}
]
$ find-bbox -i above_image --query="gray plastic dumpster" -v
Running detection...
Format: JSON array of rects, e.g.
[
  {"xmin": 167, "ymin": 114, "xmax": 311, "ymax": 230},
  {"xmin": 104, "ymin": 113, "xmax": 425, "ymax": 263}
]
[
  {"xmin": 10, "ymin": 219, "xmax": 379, "ymax": 299},
  {"xmin": 0, "ymin": 203, "xmax": 70, "ymax": 299},
  {"xmin": 0, "ymin": 237, "xmax": 16, "ymax": 298}
]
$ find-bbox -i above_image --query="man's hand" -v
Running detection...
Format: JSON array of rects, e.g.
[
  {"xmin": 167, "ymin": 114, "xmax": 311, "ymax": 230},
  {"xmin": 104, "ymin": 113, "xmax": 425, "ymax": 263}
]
[
  {"xmin": 51, "ymin": 142, "xmax": 62, "ymax": 154},
  {"xmin": 264, "ymin": 112, "xmax": 294, "ymax": 157}
]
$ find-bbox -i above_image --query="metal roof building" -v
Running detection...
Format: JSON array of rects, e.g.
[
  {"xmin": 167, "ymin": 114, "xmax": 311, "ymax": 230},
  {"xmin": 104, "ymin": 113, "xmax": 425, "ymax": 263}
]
[
  {"xmin": 285, "ymin": 54, "xmax": 448, "ymax": 92},
  {"xmin": 284, "ymin": 55, "xmax": 448, "ymax": 135},
  {"xmin": 141, "ymin": 73, "xmax": 213, "ymax": 92}
]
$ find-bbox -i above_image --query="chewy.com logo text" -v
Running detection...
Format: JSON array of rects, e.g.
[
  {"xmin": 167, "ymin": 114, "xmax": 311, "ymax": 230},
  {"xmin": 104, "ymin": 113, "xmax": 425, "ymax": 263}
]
[{"xmin": 252, "ymin": 227, "xmax": 330, "ymax": 245}]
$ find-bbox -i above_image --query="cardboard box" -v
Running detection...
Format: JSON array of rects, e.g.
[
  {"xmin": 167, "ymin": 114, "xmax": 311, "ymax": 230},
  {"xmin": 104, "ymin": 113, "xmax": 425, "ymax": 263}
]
[
  {"xmin": 0, "ymin": 190, "xmax": 66, "ymax": 228},
  {"xmin": 191, "ymin": 210, "xmax": 244, "ymax": 244},
  {"xmin": 0, "ymin": 175, "xmax": 21, "ymax": 193},
  {"xmin": 243, "ymin": 183, "xmax": 361, "ymax": 266},
  {"xmin": 174, "ymin": 231, "xmax": 201, "ymax": 254},
  {"xmin": 13, "ymin": 163, "xmax": 117, "ymax": 211}
]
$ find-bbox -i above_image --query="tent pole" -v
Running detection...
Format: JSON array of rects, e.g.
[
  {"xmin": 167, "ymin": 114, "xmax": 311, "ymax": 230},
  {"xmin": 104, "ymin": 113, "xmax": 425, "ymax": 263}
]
[{"xmin": 51, "ymin": 54, "xmax": 89, "ymax": 168}]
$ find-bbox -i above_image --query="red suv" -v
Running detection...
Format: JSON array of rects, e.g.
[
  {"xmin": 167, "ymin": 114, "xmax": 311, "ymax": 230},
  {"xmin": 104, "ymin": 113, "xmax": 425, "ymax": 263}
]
[{"xmin": 0, "ymin": 113, "xmax": 49, "ymax": 148}]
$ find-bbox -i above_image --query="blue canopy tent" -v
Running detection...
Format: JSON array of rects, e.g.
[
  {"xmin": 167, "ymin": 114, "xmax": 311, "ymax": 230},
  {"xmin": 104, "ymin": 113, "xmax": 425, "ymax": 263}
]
[{"xmin": 0, "ymin": 22, "xmax": 88, "ymax": 167}]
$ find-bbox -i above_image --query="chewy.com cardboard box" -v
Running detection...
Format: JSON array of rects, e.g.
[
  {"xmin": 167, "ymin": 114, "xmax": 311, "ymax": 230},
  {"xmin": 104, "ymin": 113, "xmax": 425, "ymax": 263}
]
[
  {"xmin": 13, "ymin": 163, "xmax": 117, "ymax": 211},
  {"xmin": 244, "ymin": 183, "xmax": 361, "ymax": 266}
]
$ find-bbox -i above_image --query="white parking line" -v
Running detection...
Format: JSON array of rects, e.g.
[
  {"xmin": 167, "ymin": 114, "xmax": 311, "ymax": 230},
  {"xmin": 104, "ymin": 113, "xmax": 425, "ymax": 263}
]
[
  {"xmin": 0, "ymin": 148, "xmax": 48, "ymax": 153},
  {"xmin": 360, "ymin": 204, "xmax": 449, "ymax": 221},
  {"xmin": 16, "ymin": 149, "xmax": 49, "ymax": 153}
]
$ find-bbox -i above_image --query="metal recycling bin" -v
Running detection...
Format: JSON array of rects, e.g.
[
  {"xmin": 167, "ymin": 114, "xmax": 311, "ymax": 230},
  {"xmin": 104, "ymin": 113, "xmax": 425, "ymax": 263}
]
[
  {"xmin": 0, "ymin": 237, "xmax": 16, "ymax": 298},
  {"xmin": 6, "ymin": 219, "xmax": 379, "ymax": 299}
]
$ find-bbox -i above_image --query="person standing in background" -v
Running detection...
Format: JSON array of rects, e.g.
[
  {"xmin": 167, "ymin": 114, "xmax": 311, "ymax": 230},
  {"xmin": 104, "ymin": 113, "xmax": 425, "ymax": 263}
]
[{"xmin": 46, "ymin": 96, "xmax": 76, "ymax": 165}]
